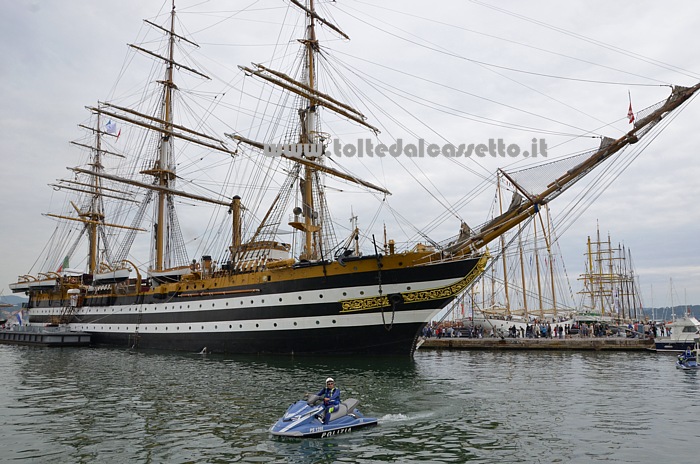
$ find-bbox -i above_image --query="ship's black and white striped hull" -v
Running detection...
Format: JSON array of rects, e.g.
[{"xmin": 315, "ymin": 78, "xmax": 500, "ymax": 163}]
[{"xmin": 27, "ymin": 255, "xmax": 485, "ymax": 355}]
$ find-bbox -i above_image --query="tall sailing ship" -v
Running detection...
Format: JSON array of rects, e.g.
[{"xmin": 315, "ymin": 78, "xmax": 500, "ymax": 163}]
[
  {"xmin": 9, "ymin": 1, "xmax": 700, "ymax": 355},
  {"xmin": 577, "ymin": 225, "xmax": 644, "ymax": 323}
]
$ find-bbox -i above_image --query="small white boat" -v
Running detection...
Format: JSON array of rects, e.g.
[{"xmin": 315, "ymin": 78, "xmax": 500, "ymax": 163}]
[
  {"xmin": 26, "ymin": 279, "xmax": 58, "ymax": 291},
  {"xmin": 92, "ymin": 267, "xmax": 131, "ymax": 285},
  {"xmin": 148, "ymin": 265, "xmax": 193, "ymax": 284},
  {"xmin": 9, "ymin": 280, "xmax": 30, "ymax": 293}
]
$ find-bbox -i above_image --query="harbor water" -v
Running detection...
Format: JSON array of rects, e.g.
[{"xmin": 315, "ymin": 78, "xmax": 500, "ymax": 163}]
[{"xmin": 1, "ymin": 345, "xmax": 697, "ymax": 463}]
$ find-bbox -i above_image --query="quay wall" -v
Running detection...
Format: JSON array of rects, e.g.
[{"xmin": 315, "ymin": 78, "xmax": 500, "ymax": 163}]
[{"xmin": 418, "ymin": 337, "xmax": 654, "ymax": 351}]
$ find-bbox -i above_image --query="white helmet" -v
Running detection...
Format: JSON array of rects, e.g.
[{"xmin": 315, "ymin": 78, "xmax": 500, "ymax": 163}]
[{"xmin": 325, "ymin": 377, "xmax": 334, "ymax": 383}]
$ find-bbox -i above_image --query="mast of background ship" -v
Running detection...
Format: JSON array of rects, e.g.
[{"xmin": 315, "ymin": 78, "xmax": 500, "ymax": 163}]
[
  {"xmin": 545, "ymin": 206, "xmax": 558, "ymax": 318},
  {"xmin": 628, "ymin": 247, "xmax": 641, "ymax": 320},
  {"xmin": 496, "ymin": 178, "xmax": 511, "ymax": 317},
  {"xmin": 517, "ymin": 227, "xmax": 528, "ymax": 319},
  {"xmin": 534, "ymin": 214, "xmax": 544, "ymax": 319},
  {"xmin": 586, "ymin": 235, "xmax": 595, "ymax": 311}
]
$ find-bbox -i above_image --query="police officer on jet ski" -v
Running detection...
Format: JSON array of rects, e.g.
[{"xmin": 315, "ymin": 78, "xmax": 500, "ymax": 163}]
[{"xmin": 317, "ymin": 377, "xmax": 340, "ymax": 424}]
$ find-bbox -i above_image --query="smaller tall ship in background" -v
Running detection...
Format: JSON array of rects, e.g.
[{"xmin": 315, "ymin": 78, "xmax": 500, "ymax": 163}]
[
  {"xmin": 456, "ymin": 203, "xmax": 577, "ymax": 337},
  {"xmin": 450, "ymin": 222, "xmax": 645, "ymax": 338},
  {"xmin": 576, "ymin": 224, "xmax": 644, "ymax": 329}
]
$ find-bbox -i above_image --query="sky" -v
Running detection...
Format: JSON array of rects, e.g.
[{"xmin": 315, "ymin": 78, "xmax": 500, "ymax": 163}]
[{"xmin": 1, "ymin": 0, "xmax": 699, "ymax": 309}]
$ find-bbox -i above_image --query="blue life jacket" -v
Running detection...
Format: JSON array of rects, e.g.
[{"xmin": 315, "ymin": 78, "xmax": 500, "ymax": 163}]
[{"xmin": 317, "ymin": 386, "xmax": 340, "ymax": 407}]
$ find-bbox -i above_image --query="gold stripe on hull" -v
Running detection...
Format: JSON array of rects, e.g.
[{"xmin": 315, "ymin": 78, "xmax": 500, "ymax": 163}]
[{"xmin": 339, "ymin": 253, "xmax": 489, "ymax": 313}]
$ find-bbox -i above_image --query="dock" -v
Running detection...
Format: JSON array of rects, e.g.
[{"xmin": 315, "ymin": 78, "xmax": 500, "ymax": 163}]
[
  {"xmin": 418, "ymin": 337, "xmax": 653, "ymax": 351},
  {"xmin": 0, "ymin": 326, "xmax": 91, "ymax": 347}
]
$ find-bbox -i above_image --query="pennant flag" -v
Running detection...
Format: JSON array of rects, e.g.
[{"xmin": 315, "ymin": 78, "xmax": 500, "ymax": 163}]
[
  {"xmin": 627, "ymin": 91, "xmax": 635, "ymax": 124},
  {"xmin": 627, "ymin": 102, "xmax": 635, "ymax": 124},
  {"xmin": 16, "ymin": 312, "xmax": 23, "ymax": 326},
  {"xmin": 105, "ymin": 119, "xmax": 118, "ymax": 135}
]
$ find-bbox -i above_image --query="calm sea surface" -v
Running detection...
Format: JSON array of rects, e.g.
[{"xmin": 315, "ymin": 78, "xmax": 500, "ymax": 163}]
[{"xmin": 0, "ymin": 344, "xmax": 697, "ymax": 463}]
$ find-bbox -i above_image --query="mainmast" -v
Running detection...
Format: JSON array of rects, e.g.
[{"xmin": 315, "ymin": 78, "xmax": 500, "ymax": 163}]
[
  {"xmin": 596, "ymin": 226, "xmax": 606, "ymax": 315},
  {"xmin": 159, "ymin": 5, "xmax": 177, "ymax": 270},
  {"xmin": 149, "ymin": 3, "xmax": 178, "ymax": 271},
  {"xmin": 88, "ymin": 113, "xmax": 104, "ymax": 274},
  {"xmin": 229, "ymin": 0, "xmax": 384, "ymax": 264},
  {"xmin": 81, "ymin": 1, "xmax": 228, "ymax": 275},
  {"xmin": 300, "ymin": 0, "xmax": 319, "ymax": 260}
]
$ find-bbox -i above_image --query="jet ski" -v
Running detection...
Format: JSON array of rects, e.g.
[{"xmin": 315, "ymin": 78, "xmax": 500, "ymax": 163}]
[
  {"xmin": 270, "ymin": 393, "xmax": 378, "ymax": 438},
  {"xmin": 676, "ymin": 347, "xmax": 699, "ymax": 370}
]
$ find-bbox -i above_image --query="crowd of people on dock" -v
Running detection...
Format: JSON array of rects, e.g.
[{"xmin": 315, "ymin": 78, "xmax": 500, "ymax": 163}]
[{"xmin": 422, "ymin": 319, "xmax": 660, "ymax": 340}]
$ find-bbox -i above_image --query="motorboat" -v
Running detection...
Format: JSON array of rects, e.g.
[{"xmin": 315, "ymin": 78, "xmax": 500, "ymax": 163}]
[
  {"xmin": 655, "ymin": 314, "xmax": 700, "ymax": 352},
  {"xmin": 270, "ymin": 394, "xmax": 377, "ymax": 438}
]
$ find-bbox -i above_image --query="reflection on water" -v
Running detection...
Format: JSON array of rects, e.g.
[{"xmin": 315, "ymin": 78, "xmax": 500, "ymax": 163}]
[{"xmin": 0, "ymin": 346, "xmax": 698, "ymax": 463}]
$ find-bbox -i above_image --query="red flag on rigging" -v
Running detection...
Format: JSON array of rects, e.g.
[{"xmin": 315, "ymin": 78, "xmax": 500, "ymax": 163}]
[{"xmin": 627, "ymin": 102, "xmax": 635, "ymax": 124}]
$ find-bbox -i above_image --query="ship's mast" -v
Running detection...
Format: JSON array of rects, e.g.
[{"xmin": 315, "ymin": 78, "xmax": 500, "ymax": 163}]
[
  {"xmin": 624, "ymin": 245, "xmax": 633, "ymax": 319},
  {"xmin": 518, "ymin": 226, "xmax": 528, "ymax": 318},
  {"xmin": 497, "ymin": 179, "xmax": 511, "ymax": 316},
  {"xmin": 231, "ymin": 0, "xmax": 384, "ymax": 264},
  {"xmin": 350, "ymin": 209, "xmax": 361, "ymax": 256},
  {"xmin": 586, "ymin": 235, "xmax": 594, "ymax": 310},
  {"xmin": 607, "ymin": 232, "xmax": 614, "ymax": 316},
  {"xmin": 596, "ymin": 226, "xmax": 605, "ymax": 315},
  {"xmin": 534, "ymin": 216, "xmax": 544, "ymax": 318},
  {"xmin": 628, "ymin": 247, "xmax": 639, "ymax": 319},
  {"xmin": 152, "ymin": 3, "xmax": 177, "ymax": 271},
  {"xmin": 301, "ymin": 0, "xmax": 319, "ymax": 261},
  {"xmin": 544, "ymin": 206, "xmax": 557, "ymax": 317},
  {"xmin": 88, "ymin": 112, "xmax": 104, "ymax": 274}
]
